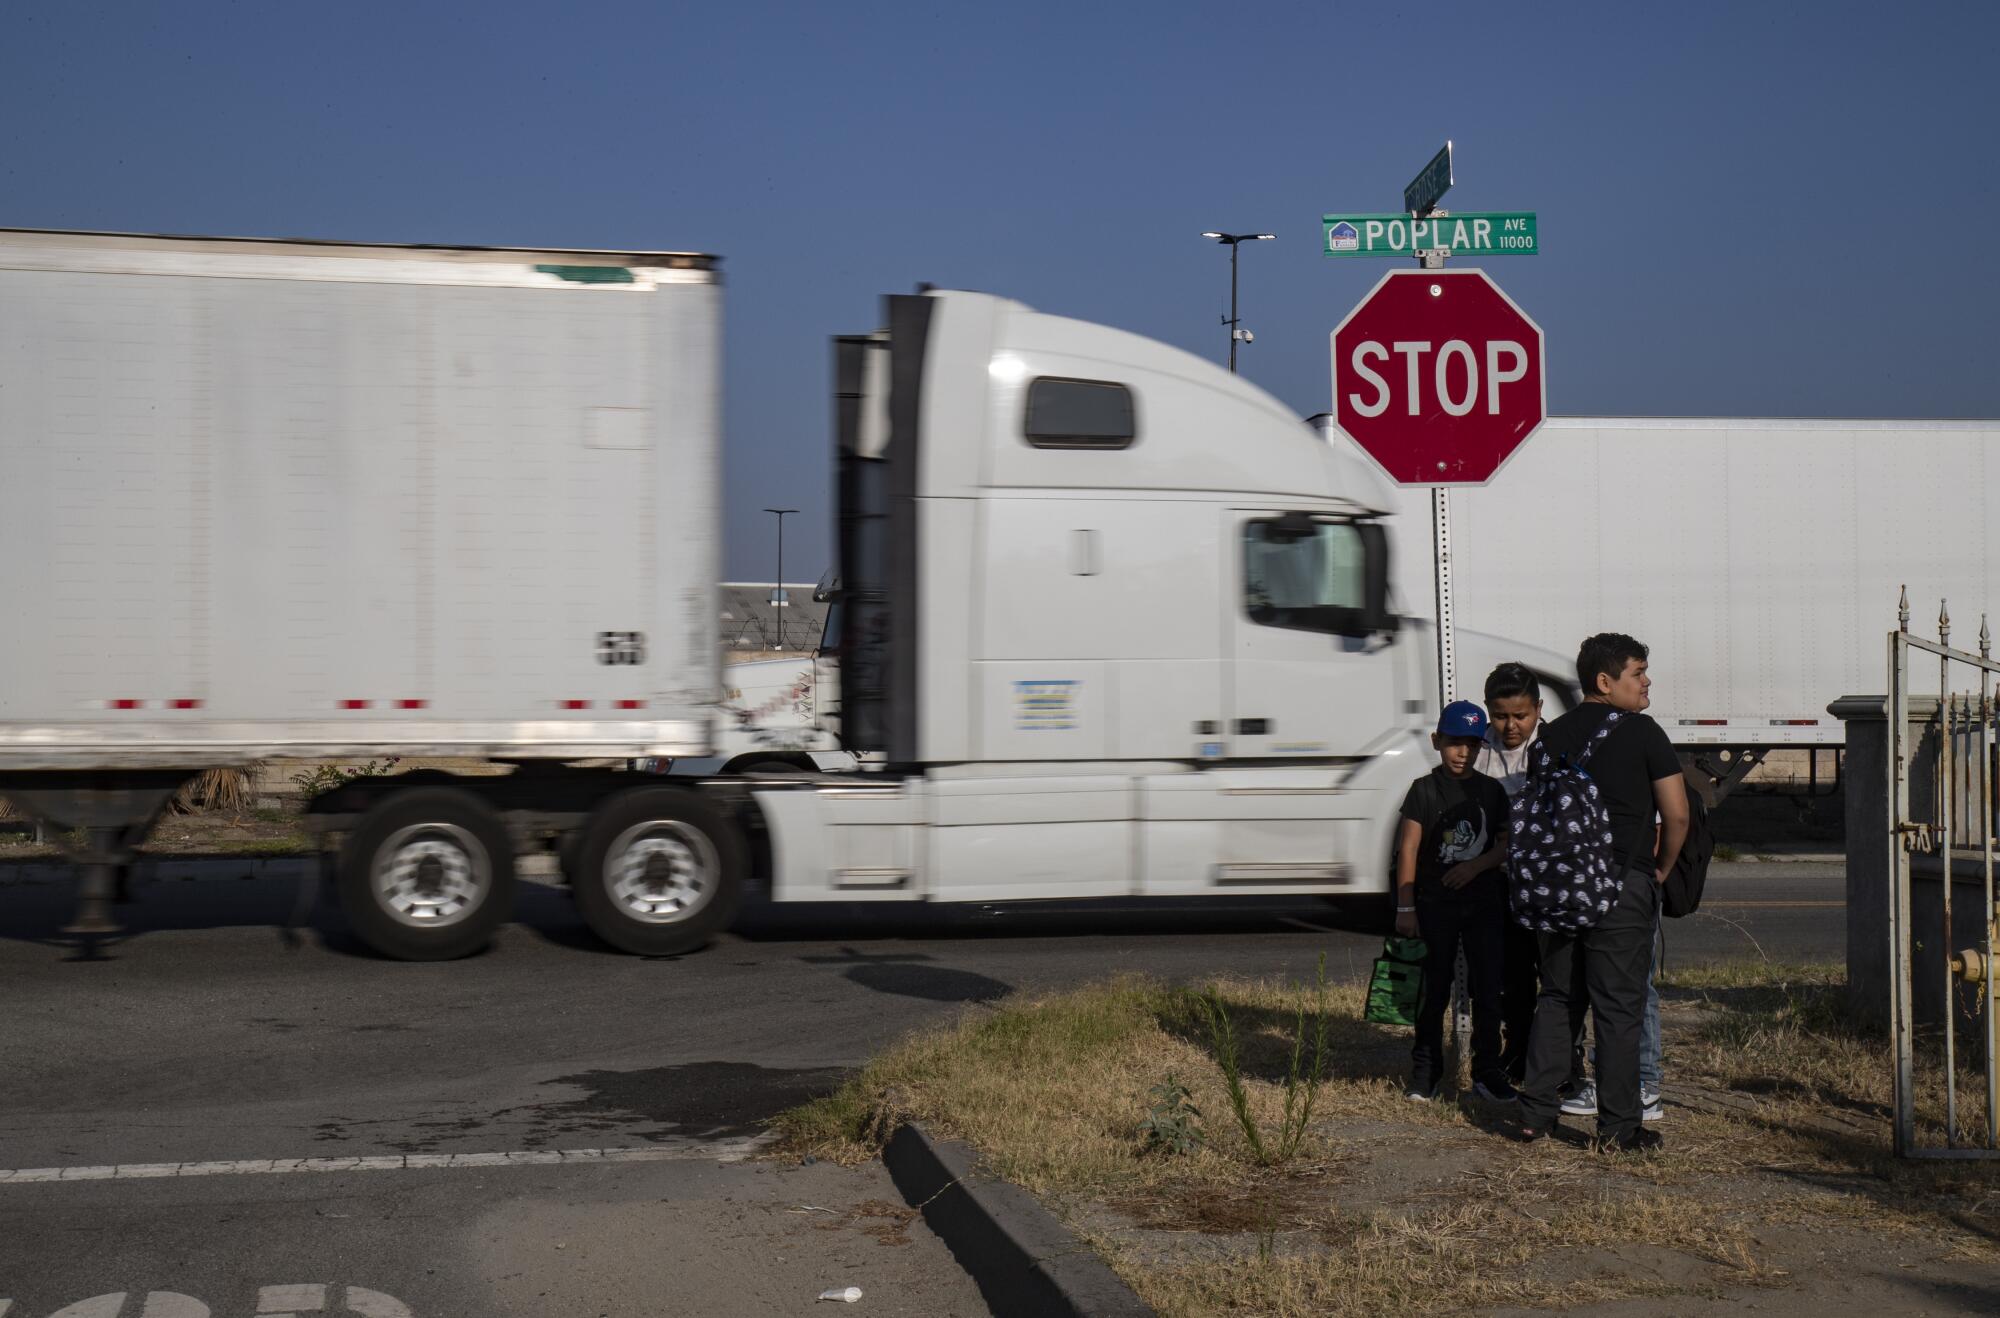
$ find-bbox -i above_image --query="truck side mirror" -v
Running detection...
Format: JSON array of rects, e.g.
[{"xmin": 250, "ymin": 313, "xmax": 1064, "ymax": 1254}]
[{"xmin": 1359, "ymin": 522, "xmax": 1397, "ymax": 634}]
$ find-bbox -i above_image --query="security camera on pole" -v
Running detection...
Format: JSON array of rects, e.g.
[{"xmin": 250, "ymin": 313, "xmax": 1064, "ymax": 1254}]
[
  {"xmin": 1201, "ymin": 231, "xmax": 1274, "ymax": 373},
  {"xmin": 1321, "ymin": 142, "xmax": 1546, "ymax": 705}
]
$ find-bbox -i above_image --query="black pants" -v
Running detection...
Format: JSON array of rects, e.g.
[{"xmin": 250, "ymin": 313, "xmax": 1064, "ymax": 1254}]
[
  {"xmin": 1410, "ymin": 887, "xmax": 1506, "ymax": 1089},
  {"xmin": 1500, "ymin": 918, "xmax": 1539, "ymax": 1082},
  {"xmin": 1519, "ymin": 865, "xmax": 1660, "ymax": 1139},
  {"xmin": 1502, "ymin": 917, "xmax": 1590, "ymax": 1087}
]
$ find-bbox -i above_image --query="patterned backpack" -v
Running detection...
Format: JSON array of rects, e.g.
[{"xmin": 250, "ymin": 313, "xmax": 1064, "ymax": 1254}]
[{"xmin": 1509, "ymin": 711, "xmax": 1624, "ymax": 933}]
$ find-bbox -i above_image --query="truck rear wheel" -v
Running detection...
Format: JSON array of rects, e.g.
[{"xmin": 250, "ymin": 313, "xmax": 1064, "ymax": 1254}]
[
  {"xmin": 573, "ymin": 788, "xmax": 744, "ymax": 956},
  {"xmin": 338, "ymin": 787, "xmax": 515, "ymax": 961}
]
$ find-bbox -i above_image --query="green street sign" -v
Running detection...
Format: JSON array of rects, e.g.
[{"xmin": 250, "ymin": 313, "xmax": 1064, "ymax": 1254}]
[
  {"xmin": 1404, "ymin": 142, "xmax": 1453, "ymax": 216},
  {"xmin": 1322, "ymin": 212, "xmax": 1538, "ymax": 258}
]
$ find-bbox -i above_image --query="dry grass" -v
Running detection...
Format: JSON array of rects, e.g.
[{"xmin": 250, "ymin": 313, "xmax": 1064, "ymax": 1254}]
[
  {"xmin": 1130, "ymin": 1191, "xmax": 1771, "ymax": 1317},
  {"xmin": 169, "ymin": 767, "xmax": 255, "ymax": 815},
  {"xmin": 776, "ymin": 962, "xmax": 2000, "ymax": 1316},
  {"xmin": 778, "ymin": 978, "xmax": 1225, "ymax": 1193}
]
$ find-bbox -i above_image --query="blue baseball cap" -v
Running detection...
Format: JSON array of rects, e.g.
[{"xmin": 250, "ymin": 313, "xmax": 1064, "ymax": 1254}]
[{"xmin": 1437, "ymin": 700, "xmax": 1488, "ymax": 739}]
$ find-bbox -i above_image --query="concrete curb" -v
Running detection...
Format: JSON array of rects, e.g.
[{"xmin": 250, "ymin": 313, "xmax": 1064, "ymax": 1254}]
[{"xmin": 883, "ymin": 1123, "xmax": 1153, "ymax": 1318}]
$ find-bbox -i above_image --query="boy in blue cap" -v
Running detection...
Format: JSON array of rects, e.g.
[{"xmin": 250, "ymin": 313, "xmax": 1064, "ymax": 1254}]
[{"xmin": 1396, "ymin": 700, "xmax": 1515, "ymax": 1102}]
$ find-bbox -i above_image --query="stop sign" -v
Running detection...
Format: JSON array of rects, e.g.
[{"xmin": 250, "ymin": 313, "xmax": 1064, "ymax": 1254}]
[{"xmin": 1330, "ymin": 268, "xmax": 1545, "ymax": 485}]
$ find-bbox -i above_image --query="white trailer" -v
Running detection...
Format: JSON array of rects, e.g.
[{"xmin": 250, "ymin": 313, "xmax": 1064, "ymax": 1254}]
[
  {"xmin": 2, "ymin": 233, "xmax": 1468, "ymax": 958},
  {"xmin": 1310, "ymin": 414, "xmax": 1998, "ymax": 793},
  {"xmin": 0, "ymin": 228, "xmax": 725, "ymax": 956}
]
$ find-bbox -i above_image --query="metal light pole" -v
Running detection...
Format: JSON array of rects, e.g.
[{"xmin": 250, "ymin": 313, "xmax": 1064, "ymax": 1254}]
[
  {"xmin": 763, "ymin": 507, "xmax": 798, "ymax": 650},
  {"xmin": 1200, "ymin": 231, "xmax": 1274, "ymax": 372}
]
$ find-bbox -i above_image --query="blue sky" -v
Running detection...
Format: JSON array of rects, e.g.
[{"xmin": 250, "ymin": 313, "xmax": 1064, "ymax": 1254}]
[{"xmin": 5, "ymin": 1, "xmax": 1994, "ymax": 578}]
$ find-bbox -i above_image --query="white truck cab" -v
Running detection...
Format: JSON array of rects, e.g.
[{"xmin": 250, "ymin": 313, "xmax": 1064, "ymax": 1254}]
[{"xmin": 751, "ymin": 289, "xmax": 1435, "ymax": 904}]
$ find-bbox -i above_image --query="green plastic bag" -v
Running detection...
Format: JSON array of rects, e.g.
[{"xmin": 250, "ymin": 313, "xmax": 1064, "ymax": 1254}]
[{"xmin": 1364, "ymin": 936, "xmax": 1427, "ymax": 1027}]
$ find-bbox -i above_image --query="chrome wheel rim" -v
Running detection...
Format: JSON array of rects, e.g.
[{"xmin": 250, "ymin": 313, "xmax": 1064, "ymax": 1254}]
[
  {"xmin": 373, "ymin": 823, "xmax": 488, "ymax": 928},
  {"xmin": 603, "ymin": 820, "xmax": 717, "ymax": 925}
]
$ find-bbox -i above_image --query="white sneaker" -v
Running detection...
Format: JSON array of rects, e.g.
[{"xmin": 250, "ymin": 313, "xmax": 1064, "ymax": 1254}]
[
  {"xmin": 1642, "ymin": 1087, "xmax": 1664, "ymax": 1122},
  {"xmin": 1560, "ymin": 1081, "xmax": 1598, "ymax": 1117}
]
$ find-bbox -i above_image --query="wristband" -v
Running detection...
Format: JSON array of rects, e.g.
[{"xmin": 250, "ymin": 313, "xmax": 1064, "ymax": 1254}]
[{"xmin": 1396, "ymin": 905, "xmax": 1416, "ymax": 913}]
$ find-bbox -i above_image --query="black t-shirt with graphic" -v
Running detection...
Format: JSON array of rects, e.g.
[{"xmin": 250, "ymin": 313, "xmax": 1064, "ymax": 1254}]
[
  {"xmin": 1399, "ymin": 766, "xmax": 1510, "ymax": 900},
  {"xmin": 1536, "ymin": 703, "xmax": 1682, "ymax": 870}
]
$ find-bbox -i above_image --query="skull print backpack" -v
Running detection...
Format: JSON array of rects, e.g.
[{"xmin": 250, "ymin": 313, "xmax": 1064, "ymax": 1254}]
[{"xmin": 1508, "ymin": 711, "xmax": 1624, "ymax": 933}]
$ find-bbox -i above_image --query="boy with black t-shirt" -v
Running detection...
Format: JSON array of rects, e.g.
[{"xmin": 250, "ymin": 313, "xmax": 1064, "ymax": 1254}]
[
  {"xmin": 1515, "ymin": 634, "xmax": 1690, "ymax": 1153},
  {"xmin": 1397, "ymin": 700, "xmax": 1514, "ymax": 1103}
]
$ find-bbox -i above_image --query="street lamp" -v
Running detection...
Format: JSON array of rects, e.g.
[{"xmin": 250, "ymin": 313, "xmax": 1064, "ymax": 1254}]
[
  {"xmin": 1200, "ymin": 231, "xmax": 1274, "ymax": 373},
  {"xmin": 763, "ymin": 507, "xmax": 798, "ymax": 649}
]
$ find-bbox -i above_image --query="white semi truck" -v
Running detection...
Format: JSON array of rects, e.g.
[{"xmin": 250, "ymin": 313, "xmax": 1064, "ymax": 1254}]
[{"xmin": 0, "ymin": 227, "xmax": 1518, "ymax": 960}]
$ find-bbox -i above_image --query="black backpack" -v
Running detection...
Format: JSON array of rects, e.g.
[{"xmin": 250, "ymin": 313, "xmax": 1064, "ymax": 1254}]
[
  {"xmin": 1508, "ymin": 712, "xmax": 1624, "ymax": 933},
  {"xmin": 1662, "ymin": 779, "xmax": 1713, "ymax": 917}
]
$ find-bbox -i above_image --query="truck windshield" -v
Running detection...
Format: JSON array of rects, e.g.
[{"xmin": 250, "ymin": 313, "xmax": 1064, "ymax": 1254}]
[{"xmin": 1244, "ymin": 518, "xmax": 1372, "ymax": 636}]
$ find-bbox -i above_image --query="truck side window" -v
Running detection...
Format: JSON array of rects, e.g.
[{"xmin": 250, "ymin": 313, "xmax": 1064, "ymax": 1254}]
[
  {"xmin": 1243, "ymin": 517, "xmax": 1373, "ymax": 637},
  {"xmin": 1023, "ymin": 377, "xmax": 1136, "ymax": 449}
]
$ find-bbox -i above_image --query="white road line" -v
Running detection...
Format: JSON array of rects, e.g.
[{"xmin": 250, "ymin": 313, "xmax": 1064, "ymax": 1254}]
[
  {"xmin": 0, "ymin": 1138, "xmax": 768, "ymax": 1186},
  {"xmin": 257, "ymin": 1285, "xmax": 324, "ymax": 1314}
]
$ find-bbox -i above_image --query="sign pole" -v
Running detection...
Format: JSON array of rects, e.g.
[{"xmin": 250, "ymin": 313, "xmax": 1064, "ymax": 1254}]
[
  {"xmin": 1432, "ymin": 486, "xmax": 1455, "ymax": 703},
  {"xmin": 1417, "ymin": 198, "xmax": 1454, "ymax": 705},
  {"xmin": 1407, "ymin": 143, "xmax": 1469, "ymax": 1056},
  {"xmin": 1435, "ymin": 478, "xmax": 1472, "ymax": 1055},
  {"xmin": 1433, "ymin": 484, "xmax": 1469, "ymax": 1057}
]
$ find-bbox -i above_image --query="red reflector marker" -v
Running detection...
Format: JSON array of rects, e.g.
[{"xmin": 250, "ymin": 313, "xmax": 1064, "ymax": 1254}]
[
  {"xmin": 1772, "ymin": 718, "xmax": 1819, "ymax": 726},
  {"xmin": 396, "ymin": 699, "xmax": 428, "ymax": 710},
  {"xmin": 169, "ymin": 699, "xmax": 203, "ymax": 711},
  {"xmin": 615, "ymin": 699, "xmax": 645, "ymax": 710},
  {"xmin": 340, "ymin": 699, "xmax": 372, "ymax": 711},
  {"xmin": 108, "ymin": 699, "xmax": 143, "ymax": 711},
  {"xmin": 561, "ymin": 700, "xmax": 591, "ymax": 710}
]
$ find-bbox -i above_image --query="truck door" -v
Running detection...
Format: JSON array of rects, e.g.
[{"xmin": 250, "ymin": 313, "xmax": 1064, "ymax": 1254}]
[{"xmin": 1226, "ymin": 509, "xmax": 1400, "ymax": 759}]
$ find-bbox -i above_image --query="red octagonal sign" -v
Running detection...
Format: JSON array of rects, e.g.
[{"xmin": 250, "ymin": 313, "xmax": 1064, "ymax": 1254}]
[{"xmin": 1330, "ymin": 268, "xmax": 1546, "ymax": 486}]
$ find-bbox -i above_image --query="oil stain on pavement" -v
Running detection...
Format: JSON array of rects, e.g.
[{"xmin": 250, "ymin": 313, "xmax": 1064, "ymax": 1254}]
[
  {"xmin": 523, "ymin": 1061, "xmax": 849, "ymax": 1143},
  {"xmin": 308, "ymin": 1061, "xmax": 850, "ymax": 1153}
]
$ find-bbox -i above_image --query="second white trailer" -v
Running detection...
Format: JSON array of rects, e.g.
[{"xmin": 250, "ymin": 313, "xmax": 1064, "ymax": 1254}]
[{"xmin": 1314, "ymin": 414, "xmax": 1997, "ymax": 755}]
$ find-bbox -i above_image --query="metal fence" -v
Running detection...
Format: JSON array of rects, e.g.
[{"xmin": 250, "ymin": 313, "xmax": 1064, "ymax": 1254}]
[{"xmin": 1889, "ymin": 588, "xmax": 2000, "ymax": 1158}]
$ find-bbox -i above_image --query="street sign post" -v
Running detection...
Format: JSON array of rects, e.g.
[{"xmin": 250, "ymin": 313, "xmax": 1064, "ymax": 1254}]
[
  {"xmin": 1330, "ymin": 268, "xmax": 1546, "ymax": 706},
  {"xmin": 1324, "ymin": 145, "xmax": 1543, "ymax": 707},
  {"xmin": 1329, "ymin": 268, "xmax": 1546, "ymax": 486},
  {"xmin": 1323, "ymin": 212, "xmax": 1537, "ymax": 258},
  {"xmin": 1404, "ymin": 142, "xmax": 1453, "ymax": 216}
]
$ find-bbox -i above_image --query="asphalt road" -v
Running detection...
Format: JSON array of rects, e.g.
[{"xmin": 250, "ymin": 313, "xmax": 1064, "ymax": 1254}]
[{"xmin": 0, "ymin": 860, "xmax": 1843, "ymax": 1316}]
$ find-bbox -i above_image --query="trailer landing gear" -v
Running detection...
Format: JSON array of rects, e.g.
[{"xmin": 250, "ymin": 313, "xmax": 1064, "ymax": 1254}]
[{"xmin": 0, "ymin": 771, "xmax": 191, "ymax": 942}]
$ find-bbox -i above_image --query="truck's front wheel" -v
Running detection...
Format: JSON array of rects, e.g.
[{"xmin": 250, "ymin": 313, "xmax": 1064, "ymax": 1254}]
[
  {"xmin": 338, "ymin": 787, "xmax": 516, "ymax": 961},
  {"xmin": 573, "ymin": 788, "xmax": 743, "ymax": 956}
]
